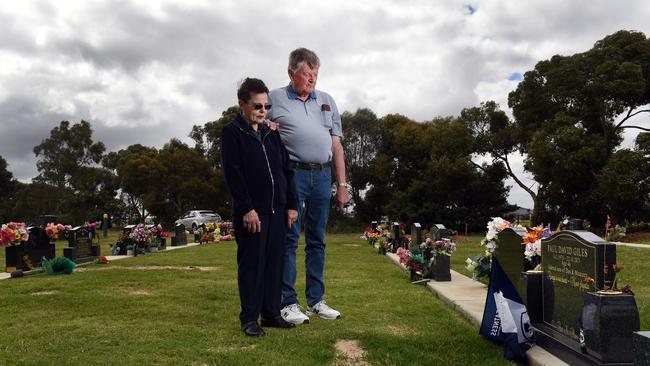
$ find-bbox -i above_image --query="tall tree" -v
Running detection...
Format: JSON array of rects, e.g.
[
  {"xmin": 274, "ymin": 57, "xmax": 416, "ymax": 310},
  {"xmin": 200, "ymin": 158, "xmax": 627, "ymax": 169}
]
[
  {"xmin": 33, "ymin": 120, "xmax": 105, "ymax": 189},
  {"xmin": 0, "ymin": 156, "xmax": 16, "ymax": 222},
  {"xmin": 341, "ymin": 108, "xmax": 381, "ymax": 212},
  {"xmin": 190, "ymin": 106, "xmax": 239, "ymax": 167},
  {"xmin": 505, "ymin": 30, "xmax": 650, "ymax": 224}
]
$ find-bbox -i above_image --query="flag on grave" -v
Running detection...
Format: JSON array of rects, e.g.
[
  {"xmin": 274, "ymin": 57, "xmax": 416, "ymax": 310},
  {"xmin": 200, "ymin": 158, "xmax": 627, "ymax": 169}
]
[{"xmin": 479, "ymin": 257, "xmax": 533, "ymax": 363}]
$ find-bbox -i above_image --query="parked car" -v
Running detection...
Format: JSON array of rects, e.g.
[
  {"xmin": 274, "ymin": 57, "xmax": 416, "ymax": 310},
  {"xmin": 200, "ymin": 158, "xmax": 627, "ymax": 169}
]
[{"xmin": 175, "ymin": 210, "xmax": 222, "ymax": 232}]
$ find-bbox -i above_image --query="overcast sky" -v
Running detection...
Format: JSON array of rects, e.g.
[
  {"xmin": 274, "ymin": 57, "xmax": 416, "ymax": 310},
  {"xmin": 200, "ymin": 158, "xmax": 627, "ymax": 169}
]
[{"xmin": 1, "ymin": 0, "xmax": 650, "ymax": 208}]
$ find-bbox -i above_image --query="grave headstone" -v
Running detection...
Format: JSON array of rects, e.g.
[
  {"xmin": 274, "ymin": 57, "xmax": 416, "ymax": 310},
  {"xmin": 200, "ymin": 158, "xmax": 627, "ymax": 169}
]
[
  {"xmin": 410, "ymin": 223, "xmax": 422, "ymax": 250},
  {"xmin": 64, "ymin": 226, "xmax": 100, "ymax": 263},
  {"xmin": 112, "ymin": 225, "xmax": 136, "ymax": 255},
  {"xmin": 431, "ymin": 224, "xmax": 449, "ymax": 241},
  {"xmin": 492, "ymin": 227, "xmax": 528, "ymax": 289},
  {"xmin": 5, "ymin": 226, "xmax": 55, "ymax": 272},
  {"xmin": 171, "ymin": 223, "xmax": 187, "ymax": 246},
  {"xmin": 531, "ymin": 230, "xmax": 640, "ymax": 365},
  {"xmin": 390, "ymin": 222, "xmax": 400, "ymax": 253},
  {"xmin": 370, "ymin": 220, "xmax": 378, "ymax": 232}
]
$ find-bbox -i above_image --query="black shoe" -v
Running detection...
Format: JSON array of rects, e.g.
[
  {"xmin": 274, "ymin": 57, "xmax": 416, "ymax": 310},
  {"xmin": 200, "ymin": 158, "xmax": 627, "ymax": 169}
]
[
  {"xmin": 241, "ymin": 321, "xmax": 265, "ymax": 337},
  {"xmin": 260, "ymin": 316, "xmax": 296, "ymax": 328}
]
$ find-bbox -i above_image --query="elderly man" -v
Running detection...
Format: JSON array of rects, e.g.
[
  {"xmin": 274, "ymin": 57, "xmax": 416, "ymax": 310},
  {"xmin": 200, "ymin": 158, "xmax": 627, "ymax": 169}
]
[{"xmin": 267, "ymin": 48, "xmax": 350, "ymax": 325}]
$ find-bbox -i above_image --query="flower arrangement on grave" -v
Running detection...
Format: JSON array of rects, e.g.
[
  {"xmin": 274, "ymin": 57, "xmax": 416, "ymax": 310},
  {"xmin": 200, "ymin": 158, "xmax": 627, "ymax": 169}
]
[
  {"xmin": 522, "ymin": 224, "xmax": 553, "ymax": 270},
  {"xmin": 129, "ymin": 224, "xmax": 150, "ymax": 247},
  {"xmin": 45, "ymin": 223, "xmax": 70, "ymax": 240},
  {"xmin": 95, "ymin": 256, "xmax": 110, "ymax": 264},
  {"xmin": 396, "ymin": 247, "xmax": 426, "ymax": 272},
  {"xmin": 466, "ymin": 217, "xmax": 512, "ymax": 280},
  {"xmin": 1, "ymin": 222, "xmax": 29, "ymax": 246},
  {"xmin": 377, "ymin": 225, "xmax": 391, "ymax": 254},
  {"xmin": 429, "ymin": 238, "xmax": 457, "ymax": 257}
]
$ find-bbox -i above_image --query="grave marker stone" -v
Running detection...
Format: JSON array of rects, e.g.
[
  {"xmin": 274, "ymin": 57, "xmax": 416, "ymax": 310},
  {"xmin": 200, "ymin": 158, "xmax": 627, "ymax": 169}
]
[
  {"xmin": 5, "ymin": 227, "xmax": 55, "ymax": 272},
  {"xmin": 171, "ymin": 223, "xmax": 187, "ymax": 246},
  {"xmin": 390, "ymin": 222, "xmax": 400, "ymax": 253},
  {"xmin": 431, "ymin": 224, "xmax": 449, "ymax": 241},
  {"xmin": 410, "ymin": 223, "xmax": 422, "ymax": 250},
  {"xmin": 64, "ymin": 226, "xmax": 100, "ymax": 263},
  {"xmin": 531, "ymin": 230, "xmax": 640, "ymax": 365}
]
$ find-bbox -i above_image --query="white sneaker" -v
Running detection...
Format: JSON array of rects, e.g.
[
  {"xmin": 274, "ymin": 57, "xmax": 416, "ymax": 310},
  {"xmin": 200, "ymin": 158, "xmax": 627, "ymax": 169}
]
[
  {"xmin": 306, "ymin": 301, "xmax": 341, "ymax": 320},
  {"xmin": 281, "ymin": 304, "xmax": 310, "ymax": 325}
]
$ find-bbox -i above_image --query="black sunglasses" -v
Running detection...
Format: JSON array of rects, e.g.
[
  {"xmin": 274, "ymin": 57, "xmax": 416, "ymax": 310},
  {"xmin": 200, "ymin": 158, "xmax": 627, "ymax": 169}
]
[{"xmin": 252, "ymin": 103, "xmax": 272, "ymax": 110}]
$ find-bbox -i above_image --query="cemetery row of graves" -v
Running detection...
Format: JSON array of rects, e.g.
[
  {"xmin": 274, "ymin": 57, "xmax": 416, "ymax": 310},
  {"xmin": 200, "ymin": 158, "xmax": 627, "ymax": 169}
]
[
  {"xmin": 361, "ymin": 217, "xmax": 649, "ymax": 365},
  {"xmin": 0, "ymin": 220, "xmax": 234, "ymax": 275}
]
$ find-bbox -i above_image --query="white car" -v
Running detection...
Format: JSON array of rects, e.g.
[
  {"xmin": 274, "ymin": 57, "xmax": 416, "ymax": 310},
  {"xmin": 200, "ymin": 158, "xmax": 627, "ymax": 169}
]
[{"xmin": 175, "ymin": 210, "xmax": 222, "ymax": 232}]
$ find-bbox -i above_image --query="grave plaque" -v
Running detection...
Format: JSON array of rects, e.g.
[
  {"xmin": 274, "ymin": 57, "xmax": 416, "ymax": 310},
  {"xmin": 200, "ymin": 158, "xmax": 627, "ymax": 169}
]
[
  {"xmin": 171, "ymin": 223, "xmax": 187, "ymax": 246},
  {"xmin": 370, "ymin": 220, "xmax": 378, "ymax": 231},
  {"xmin": 5, "ymin": 227, "xmax": 55, "ymax": 272},
  {"xmin": 431, "ymin": 224, "xmax": 449, "ymax": 241},
  {"xmin": 410, "ymin": 223, "xmax": 422, "ymax": 250},
  {"xmin": 64, "ymin": 226, "xmax": 100, "ymax": 263}
]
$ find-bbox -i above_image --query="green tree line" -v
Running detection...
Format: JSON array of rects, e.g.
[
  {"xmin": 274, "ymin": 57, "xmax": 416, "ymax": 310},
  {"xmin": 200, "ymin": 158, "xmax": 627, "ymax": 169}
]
[{"xmin": 1, "ymin": 30, "xmax": 649, "ymax": 230}]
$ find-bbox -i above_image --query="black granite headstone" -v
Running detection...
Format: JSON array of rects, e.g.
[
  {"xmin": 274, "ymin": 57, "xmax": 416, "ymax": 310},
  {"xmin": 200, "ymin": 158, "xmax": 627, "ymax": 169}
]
[
  {"xmin": 171, "ymin": 223, "xmax": 187, "ymax": 246},
  {"xmin": 370, "ymin": 220, "xmax": 378, "ymax": 232},
  {"xmin": 64, "ymin": 226, "xmax": 100, "ymax": 263},
  {"xmin": 4, "ymin": 226, "xmax": 55, "ymax": 272},
  {"xmin": 532, "ymin": 230, "xmax": 639, "ymax": 365},
  {"xmin": 431, "ymin": 224, "xmax": 449, "ymax": 241}
]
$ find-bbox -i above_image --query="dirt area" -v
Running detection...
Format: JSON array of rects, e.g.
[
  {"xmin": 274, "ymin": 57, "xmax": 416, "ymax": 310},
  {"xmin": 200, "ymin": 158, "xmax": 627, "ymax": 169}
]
[
  {"xmin": 31, "ymin": 291, "xmax": 60, "ymax": 296},
  {"xmin": 332, "ymin": 339, "xmax": 368, "ymax": 366}
]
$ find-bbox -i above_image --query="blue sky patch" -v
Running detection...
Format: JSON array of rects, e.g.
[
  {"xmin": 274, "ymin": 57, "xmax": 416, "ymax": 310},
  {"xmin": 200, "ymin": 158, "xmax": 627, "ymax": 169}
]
[{"xmin": 508, "ymin": 72, "xmax": 523, "ymax": 81}]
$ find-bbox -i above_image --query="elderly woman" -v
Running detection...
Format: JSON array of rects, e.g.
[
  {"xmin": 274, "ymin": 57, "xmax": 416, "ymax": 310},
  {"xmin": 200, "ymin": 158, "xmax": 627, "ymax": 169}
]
[{"xmin": 221, "ymin": 78, "xmax": 299, "ymax": 337}]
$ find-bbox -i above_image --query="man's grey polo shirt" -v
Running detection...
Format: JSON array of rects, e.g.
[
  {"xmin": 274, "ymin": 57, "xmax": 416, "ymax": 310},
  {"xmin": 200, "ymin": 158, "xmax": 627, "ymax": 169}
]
[{"xmin": 268, "ymin": 85, "xmax": 342, "ymax": 164}]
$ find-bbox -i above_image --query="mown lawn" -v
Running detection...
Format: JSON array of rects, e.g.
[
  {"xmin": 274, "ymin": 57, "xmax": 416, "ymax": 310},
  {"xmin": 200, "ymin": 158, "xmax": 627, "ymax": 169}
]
[
  {"xmin": 451, "ymin": 234, "xmax": 650, "ymax": 329},
  {"xmin": 0, "ymin": 233, "xmax": 512, "ymax": 366}
]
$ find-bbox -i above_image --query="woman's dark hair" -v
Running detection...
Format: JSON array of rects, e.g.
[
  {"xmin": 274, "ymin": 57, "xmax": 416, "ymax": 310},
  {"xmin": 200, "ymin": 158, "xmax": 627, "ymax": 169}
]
[{"xmin": 237, "ymin": 78, "xmax": 269, "ymax": 102}]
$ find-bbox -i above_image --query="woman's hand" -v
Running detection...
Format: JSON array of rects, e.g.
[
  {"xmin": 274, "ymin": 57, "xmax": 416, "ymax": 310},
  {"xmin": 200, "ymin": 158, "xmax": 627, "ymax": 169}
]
[
  {"xmin": 265, "ymin": 119, "xmax": 279, "ymax": 131},
  {"xmin": 287, "ymin": 209, "xmax": 298, "ymax": 228},
  {"xmin": 243, "ymin": 209, "xmax": 261, "ymax": 233}
]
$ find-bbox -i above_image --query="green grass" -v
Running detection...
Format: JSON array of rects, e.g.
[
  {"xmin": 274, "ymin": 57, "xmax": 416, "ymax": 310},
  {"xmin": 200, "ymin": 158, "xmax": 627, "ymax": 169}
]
[
  {"xmin": 451, "ymin": 235, "xmax": 650, "ymax": 329},
  {"xmin": 0, "ymin": 233, "xmax": 512, "ymax": 366}
]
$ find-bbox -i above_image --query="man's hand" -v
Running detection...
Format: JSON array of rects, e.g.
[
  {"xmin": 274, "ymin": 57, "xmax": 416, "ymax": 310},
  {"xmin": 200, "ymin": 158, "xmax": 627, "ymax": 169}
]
[
  {"xmin": 335, "ymin": 184, "xmax": 350, "ymax": 211},
  {"xmin": 243, "ymin": 209, "xmax": 261, "ymax": 233},
  {"xmin": 286, "ymin": 209, "xmax": 298, "ymax": 228},
  {"xmin": 265, "ymin": 119, "xmax": 279, "ymax": 131}
]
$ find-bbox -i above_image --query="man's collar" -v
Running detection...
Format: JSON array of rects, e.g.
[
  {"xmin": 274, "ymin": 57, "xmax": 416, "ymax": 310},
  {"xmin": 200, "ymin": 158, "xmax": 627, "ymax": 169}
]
[{"xmin": 286, "ymin": 84, "xmax": 317, "ymax": 100}]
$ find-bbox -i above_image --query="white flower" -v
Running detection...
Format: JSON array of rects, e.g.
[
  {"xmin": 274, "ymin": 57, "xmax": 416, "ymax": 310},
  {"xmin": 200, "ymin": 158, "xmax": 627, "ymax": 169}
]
[
  {"xmin": 485, "ymin": 229, "xmax": 497, "ymax": 241},
  {"xmin": 485, "ymin": 240, "xmax": 496, "ymax": 252},
  {"xmin": 465, "ymin": 258, "xmax": 477, "ymax": 271}
]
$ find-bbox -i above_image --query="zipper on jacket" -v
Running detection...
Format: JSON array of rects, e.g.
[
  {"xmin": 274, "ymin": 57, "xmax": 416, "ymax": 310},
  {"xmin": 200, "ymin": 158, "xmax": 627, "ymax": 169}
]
[{"xmin": 236, "ymin": 126, "xmax": 276, "ymax": 214}]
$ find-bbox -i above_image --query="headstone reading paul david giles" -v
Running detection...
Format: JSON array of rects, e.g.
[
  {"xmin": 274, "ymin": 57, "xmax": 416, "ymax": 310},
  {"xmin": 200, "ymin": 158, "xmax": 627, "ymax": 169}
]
[
  {"xmin": 5, "ymin": 226, "xmax": 55, "ymax": 272},
  {"xmin": 531, "ymin": 230, "xmax": 640, "ymax": 365}
]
